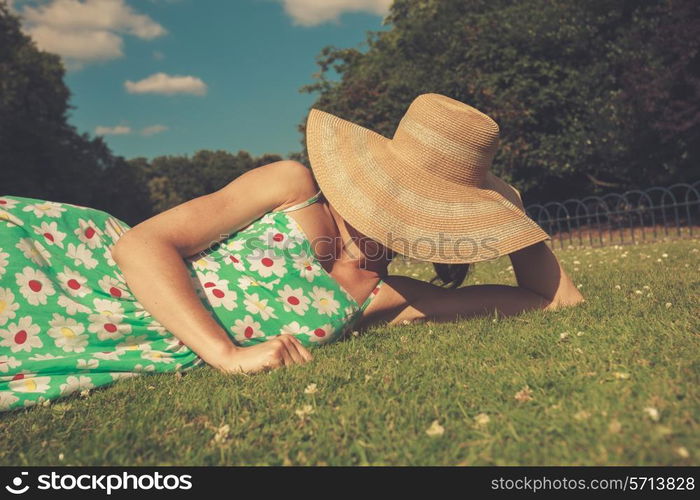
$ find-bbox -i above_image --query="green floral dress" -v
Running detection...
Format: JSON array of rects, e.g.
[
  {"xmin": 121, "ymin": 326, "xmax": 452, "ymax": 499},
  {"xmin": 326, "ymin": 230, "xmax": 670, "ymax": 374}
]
[{"xmin": 0, "ymin": 192, "xmax": 383, "ymax": 412}]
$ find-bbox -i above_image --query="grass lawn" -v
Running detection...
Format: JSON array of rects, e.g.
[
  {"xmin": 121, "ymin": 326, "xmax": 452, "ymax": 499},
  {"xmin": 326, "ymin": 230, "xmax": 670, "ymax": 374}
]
[{"xmin": 1, "ymin": 239, "xmax": 698, "ymax": 466}]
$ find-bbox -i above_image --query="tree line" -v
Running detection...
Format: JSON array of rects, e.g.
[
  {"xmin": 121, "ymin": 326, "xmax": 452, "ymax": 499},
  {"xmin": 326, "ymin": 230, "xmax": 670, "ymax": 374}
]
[{"xmin": 1, "ymin": 0, "xmax": 698, "ymax": 227}]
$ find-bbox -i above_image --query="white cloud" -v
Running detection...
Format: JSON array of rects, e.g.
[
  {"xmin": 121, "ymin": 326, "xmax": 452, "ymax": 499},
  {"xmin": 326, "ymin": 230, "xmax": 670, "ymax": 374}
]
[
  {"xmin": 140, "ymin": 124, "xmax": 168, "ymax": 136},
  {"xmin": 95, "ymin": 125, "xmax": 131, "ymax": 135},
  {"xmin": 17, "ymin": 0, "xmax": 166, "ymax": 69},
  {"xmin": 279, "ymin": 0, "xmax": 392, "ymax": 26},
  {"xmin": 124, "ymin": 72, "xmax": 207, "ymax": 96}
]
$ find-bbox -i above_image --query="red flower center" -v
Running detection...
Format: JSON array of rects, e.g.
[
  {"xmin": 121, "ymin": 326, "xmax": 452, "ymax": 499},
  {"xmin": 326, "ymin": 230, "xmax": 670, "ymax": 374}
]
[
  {"xmin": 28, "ymin": 280, "xmax": 42, "ymax": 292},
  {"xmin": 261, "ymin": 257, "xmax": 274, "ymax": 267},
  {"xmin": 14, "ymin": 330, "xmax": 27, "ymax": 344},
  {"xmin": 104, "ymin": 323, "xmax": 117, "ymax": 333},
  {"xmin": 212, "ymin": 289, "xmax": 225, "ymax": 298},
  {"xmin": 244, "ymin": 326, "xmax": 254, "ymax": 338},
  {"xmin": 273, "ymin": 233, "xmax": 284, "ymax": 242},
  {"xmin": 109, "ymin": 286, "xmax": 122, "ymax": 298},
  {"xmin": 43, "ymin": 232, "xmax": 55, "ymax": 242},
  {"xmin": 203, "ymin": 282, "xmax": 216, "ymax": 288},
  {"xmin": 85, "ymin": 227, "xmax": 96, "ymax": 239},
  {"xmin": 287, "ymin": 296, "xmax": 300, "ymax": 305},
  {"xmin": 67, "ymin": 279, "xmax": 81, "ymax": 290},
  {"xmin": 313, "ymin": 328, "xmax": 326, "ymax": 337}
]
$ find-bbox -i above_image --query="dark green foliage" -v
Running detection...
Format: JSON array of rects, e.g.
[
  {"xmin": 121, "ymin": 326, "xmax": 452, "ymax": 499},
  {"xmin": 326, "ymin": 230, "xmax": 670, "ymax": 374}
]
[{"xmin": 297, "ymin": 0, "xmax": 700, "ymax": 203}]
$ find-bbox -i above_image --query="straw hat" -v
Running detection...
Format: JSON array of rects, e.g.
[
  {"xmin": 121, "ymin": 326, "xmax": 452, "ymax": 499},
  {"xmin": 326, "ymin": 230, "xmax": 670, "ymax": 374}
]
[{"xmin": 305, "ymin": 93, "xmax": 550, "ymax": 264}]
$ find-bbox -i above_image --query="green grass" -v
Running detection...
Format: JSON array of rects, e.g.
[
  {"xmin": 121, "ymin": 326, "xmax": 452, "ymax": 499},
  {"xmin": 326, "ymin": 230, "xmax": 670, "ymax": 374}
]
[{"xmin": 1, "ymin": 239, "xmax": 698, "ymax": 466}]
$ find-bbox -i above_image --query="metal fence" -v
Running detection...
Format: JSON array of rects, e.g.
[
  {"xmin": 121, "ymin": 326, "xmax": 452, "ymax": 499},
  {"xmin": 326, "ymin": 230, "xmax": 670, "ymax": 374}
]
[{"xmin": 525, "ymin": 181, "xmax": 700, "ymax": 249}]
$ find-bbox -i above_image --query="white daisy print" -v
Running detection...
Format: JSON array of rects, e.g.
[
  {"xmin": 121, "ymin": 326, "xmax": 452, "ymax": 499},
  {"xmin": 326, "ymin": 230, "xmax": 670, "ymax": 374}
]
[
  {"xmin": 196, "ymin": 272, "xmax": 238, "ymax": 311},
  {"xmin": 59, "ymin": 375, "xmax": 94, "ymax": 396},
  {"xmin": 57, "ymin": 295, "xmax": 91, "ymax": 315},
  {"xmin": 15, "ymin": 266, "xmax": 55, "ymax": 306},
  {"xmin": 0, "ymin": 248, "xmax": 8, "ymax": 278},
  {"xmin": 247, "ymin": 249, "xmax": 287, "ymax": 278},
  {"xmin": 48, "ymin": 313, "xmax": 88, "ymax": 353},
  {"xmin": 192, "ymin": 255, "xmax": 221, "ymax": 272},
  {"xmin": 0, "ymin": 391, "xmax": 19, "ymax": 410},
  {"xmin": 280, "ymin": 321, "xmax": 310, "ymax": 336},
  {"xmin": 76, "ymin": 359, "xmax": 99, "ymax": 370},
  {"xmin": 0, "ymin": 316, "xmax": 42, "ymax": 353},
  {"xmin": 243, "ymin": 293, "xmax": 277, "ymax": 320},
  {"xmin": 115, "ymin": 335, "xmax": 151, "ymax": 353},
  {"xmin": 0, "ymin": 355, "xmax": 21, "ymax": 373},
  {"xmin": 66, "ymin": 243, "xmax": 98, "ymax": 269},
  {"xmin": 310, "ymin": 286, "xmax": 340, "ymax": 316},
  {"xmin": 277, "ymin": 285, "xmax": 310, "ymax": 315},
  {"xmin": 308, "ymin": 324, "xmax": 333, "ymax": 343},
  {"xmin": 292, "ymin": 251, "xmax": 321, "ymax": 282},
  {"xmin": 88, "ymin": 299, "xmax": 131, "ymax": 341},
  {"xmin": 0, "ymin": 198, "xmax": 19, "ymax": 210},
  {"xmin": 9, "ymin": 375, "xmax": 51, "ymax": 393},
  {"xmin": 103, "ymin": 246, "xmax": 117, "ymax": 267},
  {"xmin": 231, "ymin": 315, "xmax": 265, "ymax": 343},
  {"xmin": 225, "ymin": 239, "xmax": 245, "ymax": 252},
  {"xmin": 74, "ymin": 218, "xmax": 103, "ymax": 249},
  {"xmin": 22, "ymin": 201, "xmax": 66, "ymax": 218},
  {"xmin": 223, "ymin": 252, "xmax": 245, "ymax": 271},
  {"xmin": 16, "ymin": 238, "xmax": 51, "ymax": 266},
  {"xmin": 98, "ymin": 275, "xmax": 132, "ymax": 299},
  {"xmin": 32, "ymin": 221, "xmax": 67, "ymax": 249},
  {"xmin": 28, "ymin": 352, "xmax": 63, "ymax": 361},
  {"xmin": 57, "ymin": 266, "xmax": 89, "ymax": 298},
  {"xmin": 93, "ymin": 351, "xmax": 122, "ymax": 361},
  {"xmin": 141, "ymin": 350, "xmax": 175, "ymax": 364},
  {"xmin": 0, "ymin": 287, "xmax": 19, "ymax": 326},
  {"xmin": 0, "ymin": 209, "xmax": 24, "ymax": 227},
  {"xmin": 260, "ymin": 227, "xmax": 297, "ymax": 250}
]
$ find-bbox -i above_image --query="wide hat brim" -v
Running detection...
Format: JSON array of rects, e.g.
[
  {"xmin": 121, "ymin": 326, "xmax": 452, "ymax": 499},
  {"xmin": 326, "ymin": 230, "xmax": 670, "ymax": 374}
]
[{"xmin": 305, "ymin": 107, "xmax": 550, "ymax": 264}]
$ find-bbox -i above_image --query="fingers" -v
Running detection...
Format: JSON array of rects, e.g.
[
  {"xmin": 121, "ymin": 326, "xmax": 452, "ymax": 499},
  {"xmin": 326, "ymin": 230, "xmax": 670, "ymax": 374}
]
[{"xmin": 277, "ymin": 334, "xmax": 313, "ymax": 365}]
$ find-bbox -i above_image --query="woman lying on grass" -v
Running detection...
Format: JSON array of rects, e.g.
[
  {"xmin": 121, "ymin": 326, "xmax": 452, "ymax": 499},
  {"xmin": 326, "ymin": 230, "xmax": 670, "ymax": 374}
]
[{"xmin": 0, "ymin": 93, "xmax": 583, "ymax": 411}]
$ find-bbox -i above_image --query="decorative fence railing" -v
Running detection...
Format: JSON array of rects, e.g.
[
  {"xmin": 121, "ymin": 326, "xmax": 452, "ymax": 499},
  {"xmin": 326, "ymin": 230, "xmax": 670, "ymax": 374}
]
[{"xmin": 525, "ymin": 181, "xmax": 700, "ymax": 249}]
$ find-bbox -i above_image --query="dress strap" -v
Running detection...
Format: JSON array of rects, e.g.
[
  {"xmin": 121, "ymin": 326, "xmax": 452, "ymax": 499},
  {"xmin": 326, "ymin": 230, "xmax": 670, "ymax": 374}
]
[
  {"xmin": 358, "ymin": 279, "xmax": 384, "ymax": 312},
  {"xmin": 279, "ymin": 190, "xmax": 323, "ymax": 213}
]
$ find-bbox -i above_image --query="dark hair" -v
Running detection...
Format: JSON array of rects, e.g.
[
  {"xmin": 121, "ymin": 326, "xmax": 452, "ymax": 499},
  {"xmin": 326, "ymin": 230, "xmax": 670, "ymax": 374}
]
[{"xmin": 429, "ymin": 263, "xmax": 471, "ymax": 289}]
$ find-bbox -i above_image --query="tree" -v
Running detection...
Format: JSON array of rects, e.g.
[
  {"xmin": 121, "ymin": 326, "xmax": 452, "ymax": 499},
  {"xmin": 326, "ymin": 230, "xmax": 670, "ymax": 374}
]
[
  {"xmin": 297, "ymin": 0, "xmax": 700, "ymax": 203},
  {"xmin": 0, "ymin": 1, "xmax": 150, "ymax": 225}
]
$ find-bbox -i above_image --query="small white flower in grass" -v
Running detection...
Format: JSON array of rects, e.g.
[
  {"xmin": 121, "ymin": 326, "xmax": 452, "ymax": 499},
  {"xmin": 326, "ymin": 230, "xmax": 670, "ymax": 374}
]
[
  {"xmin": 613, "ymin": 372, "xmax": 630, "ymax": 380},
  {"xmin": 614, "ymin": 285, "xmax": 621, "ymax": 290},
  {"xmin": 665, "ymin": 302, "xmax": 672, "ymax": 309},
  {"xmin": 574, "ymin": 410, "xmax": 591, "ymax": 421},
  {"xmin": 675, "ymin": 446, "xmax": 690, "ymax": 459},
  {"xmin": 212, "ymin": 424, "xmax": 230, "ymax": 444},
  {"xmin": 608, "ymin": 420, "xmax": 622, "ymax": 433},
  {"xmin": 643, "ymin": 285, "xmax": 650, "ymax": 290},
  {"xmin": 295, "ymin": 404, "xmax": 314, "ymax": 418},
  {"xmin": 425, "ymin": 420, "xmax": 445, "ymax": 437},
  {"xmin": 662, "ymin": 253, "xmax": 668, "ymax": 258},
  {"xmin": 304, "ymin": 383, "xmax": 318, "ymax": 395},
  {"xmin": 643, "ymin": 407, "xmax": 660, "ymax": 422},
  {"xmin": 474, "ymin": 413, "xmax": 490, "ymax": 427},
  {"xmin": 576, "ymin": 331, "xmax": 585, "ymax": 336},
  {"xmin": 634, "ymin": 290, "xmax": 643, "ymax": 295},
  {"xmin": 514, "ymin": 386, "xmax": 533, "ymax": 402},
  {"xmin": 656, "ymin": 258, "xmax": 662, "ymax": 262},
  {"xmin": 559, "ymin": 331, "xmax": 570, "ymax": 341}
]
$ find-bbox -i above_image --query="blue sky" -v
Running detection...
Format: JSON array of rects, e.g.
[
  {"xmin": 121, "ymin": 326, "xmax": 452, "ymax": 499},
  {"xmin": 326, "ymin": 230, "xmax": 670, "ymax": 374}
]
[{"xmin": 10, "ymin": 0, "xmax": 392, "ymax": 160}]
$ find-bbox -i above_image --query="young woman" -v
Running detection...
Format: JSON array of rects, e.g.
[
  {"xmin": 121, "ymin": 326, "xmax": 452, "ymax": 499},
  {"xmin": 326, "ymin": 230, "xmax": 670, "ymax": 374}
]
[{"xmin": 0, "ymin": 93, "xmax": 584, "ymax": 411}]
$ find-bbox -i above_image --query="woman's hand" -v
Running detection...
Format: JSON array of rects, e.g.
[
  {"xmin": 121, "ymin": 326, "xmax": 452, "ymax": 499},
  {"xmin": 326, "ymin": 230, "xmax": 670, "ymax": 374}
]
[{"xmin": 212, "ymin": 334, "xmax": 314, "ymax": 375}]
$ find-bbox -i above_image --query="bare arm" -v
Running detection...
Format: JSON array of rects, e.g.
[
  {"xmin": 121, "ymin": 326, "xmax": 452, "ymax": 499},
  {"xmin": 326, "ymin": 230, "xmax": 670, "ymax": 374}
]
[
  {"xmin": 361, "ymin": 186, "xmax": 584, "ymax": 326},
  {"xmin": 111, "ymin": 160, "xmax": 317, "ymax": 371}
]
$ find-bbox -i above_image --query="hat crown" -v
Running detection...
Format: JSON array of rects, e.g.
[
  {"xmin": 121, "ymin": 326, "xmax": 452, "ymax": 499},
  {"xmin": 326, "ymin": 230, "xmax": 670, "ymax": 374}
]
[{"xmin": 390, "ymin": 93, "xmax": 500, "ymax": 186}]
